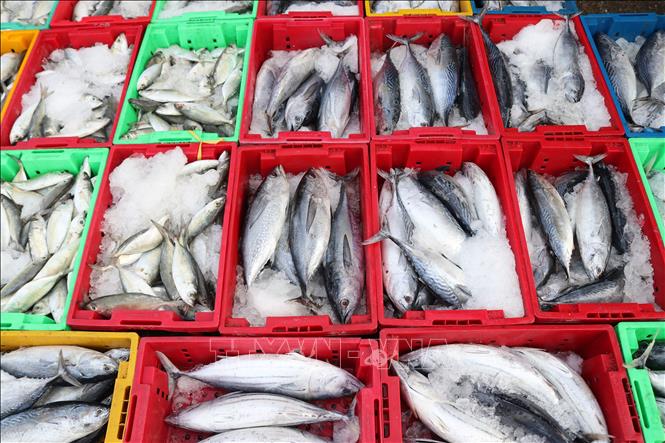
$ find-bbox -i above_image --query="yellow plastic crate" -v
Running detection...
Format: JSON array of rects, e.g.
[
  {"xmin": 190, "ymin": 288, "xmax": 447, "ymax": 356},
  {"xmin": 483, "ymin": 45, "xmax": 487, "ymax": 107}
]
[
  {"xmin": 0, "ymin": 331, "xmax": 139, "ymax": 443},
  {"xmin": 0, "ymin": 30, "xmax": 38, "ymax": 122},
  {"xmin": 365, "ymin": 0, "xmax": 472, "ymax": 16}
]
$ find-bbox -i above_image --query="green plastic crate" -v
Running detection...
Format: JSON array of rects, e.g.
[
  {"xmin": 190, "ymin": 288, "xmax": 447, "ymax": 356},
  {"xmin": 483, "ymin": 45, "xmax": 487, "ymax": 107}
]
[
  {"xmin": 151, "ymin": 0, "xmax": 257, "ymax": 22},
  {"xmin": 616, "ymin": 322, "xmax": 665, "ymax": 443},
  {"xmin": 0, "ymin": 148, "xmax": 109, "ymax": 331},
  {"xmin": 630, "ymin": 138, "xmax": 665, "ymax": 245},
  {"xmin": 1, "ymin": 1, "xmax": 59, "ymax": 30},
  {"xmin": 113, "ymin": 18, "xmax": 253, "ymax": 145}
]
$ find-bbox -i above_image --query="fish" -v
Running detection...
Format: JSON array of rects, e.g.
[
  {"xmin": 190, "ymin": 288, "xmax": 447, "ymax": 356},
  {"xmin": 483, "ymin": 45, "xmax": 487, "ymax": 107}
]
[
  {"xmin": 1, "ymin": 345, "xmax": 117, "ymax": 382},
  {"xmin": 184, "ymin": 196, "xmax": 226, "ymax": 244},
  {"xmin": 242, "ymin": 166, "xmax": 290, "ymax": 287},
  {"xmin": 527, "ymin": 170, "xmax": 574, "ymax": 277},
  {"xmin": 164, "ymin": 392, "xmax": 346, "ymax": 433},
  {"xmin": 532, "ymin": 58, "xmax": 553, "ymax": 95},
  {"xmin": 199, "ymin": 427, "xmax": 328, "ymax": 443},
  {"xmin": 285, "ymin": 73, "xmax": 324, "ymax": 131},
  {"xmin": 631, "ymin": 337, "xmax": 665, "ymax": 370},
  {"xmin": 46, "ymin": 199, "xmax": 74, "ymax": 254},
  {"xmin": 387, "ymin": 33, "xmax": 435, "ymax": 128},
  {"xmin": 318, "ymin": 43, "xmax": 356, "ymax": 138},
  {"xmin": 1, "ymin": 194, "xmax": 22, "ymax": 249},
  {"xmin": 419, "ymin": 169, "xmax": 476, "ymax": 236},
  {"xmin": 175, "ymin": 103, "xmax": 233, "ymax": 126},
  {"xmin": 593, "ymin": 160, "xmax": 627, "ymax": 254},
  {"xmin": 573, "ymin": 155, "xmax": 612, "ymax": 280},
  {"xmin": 1, "ymin": 272, "xmax": 65, "ymax": 314},
  {"xmin": 324, "ymin": 175, "xmax": 364, "ymax": 324},
  {"xmin": 631, "ymin": 96, "xmax": 665, "ymax": 130},
  {"xmin": 34, "ymin": 378, "xmax": 115, "ymax": 407},
  {"xmin": 373, "ymin": 53, "xmax": 401, "ymax": 135},
  {"xmin": 84, "ymin": 292, "xmax": 187, "ymax": 318},
  {"xmin": 553, "ymin": 12, "xmax": 585, "ymax": 103},
  {"xmin": 156, "ymin": 350, "xmax": 363, "ymax": 400},
  {"xmin": 364, "ymin": 228, "xmax": 471, "ymax": 308},
  {"xmin": 171, "ymin": 236, "xmax": 200, "ymax": 307},
  {"xmin": 0, "ymin": 51, "xmax": 24, "ymax": 84},
  {"xmin": 377, "ymin": 170, "xmax": 418, "ymax": 314},
  {"xmin": 289, "ymin": 169, "xmax": 332, "ymax": 298},
  {"xmin": 113, "ymin": 216, "xmax": 167, "ymax": 257},
  {"xmin": 468, "ymin": 7, "xmax": 513, "ymax": 126},
  {"xmin": 250, "ymin": 58, "xmax": 281, "ymax": 136},
  {"xmin": 457, "ymin": 46, "xmax": 481, "ymax": 121},
  {"xmin": 45, "ymin": 277, "xmax": 68, "ymax": 323},
  {"xmin": 426, "ymin": 34, "xmax": 458, "ymax": 125},
  {"xmin": 152, "ymin": 220, "xmax": 179, "ymax": 301},
  {"xmin": 636, "ymin": 30, "xmax": 665, "ymax": 102},
  {"xmin": 462, "ymin": 162, "xmax": 503, "ymax": 236},
  {"xmin": 595, "ymin": 33, "xmax": 637, "ymax": 119},
  {"xmin": 542, "ymin": 267, "xmax": 624, "ymax": 306},
  {"xmin": 0, "ymin": 402, "xmax": 110, "ymax": 443}
]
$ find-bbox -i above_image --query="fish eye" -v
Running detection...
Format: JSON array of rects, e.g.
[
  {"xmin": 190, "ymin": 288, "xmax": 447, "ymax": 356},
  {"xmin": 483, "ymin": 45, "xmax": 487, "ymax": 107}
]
[{"xmin": 341, "ymin": 299, "xmax": 349, "ymax": 308}]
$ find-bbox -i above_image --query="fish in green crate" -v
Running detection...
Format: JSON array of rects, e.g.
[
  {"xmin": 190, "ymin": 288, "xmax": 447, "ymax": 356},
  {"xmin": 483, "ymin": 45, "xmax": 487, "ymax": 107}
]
[
  {"xmin": 0, "ymin": 1, "xmax": 54, "ymax": 26},
  {"xmin": 123, "ymin": 44, "xmax": 244, "ymax": 140},
  {"xmin": 72, "ymin": 0, "xmax": 152, "ymax": 21},
  {"xmin": 85, "ymin": 148, "xmax": 230, "ymax": 319},
  {"xmin": 1, "ymin": 155, "xmax": 95, "ymax": 322}
]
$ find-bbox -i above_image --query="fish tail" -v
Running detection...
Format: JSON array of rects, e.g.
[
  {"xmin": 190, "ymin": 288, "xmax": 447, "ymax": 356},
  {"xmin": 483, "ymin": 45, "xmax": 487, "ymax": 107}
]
[
  {"xmin": 362, "ymin": 228, "xmax": 392, "ymax": 246},
  {"xmin": 625, "ymin": 333, "xmax": 660, "ymax": 369},
  {"xmin": 386, "ymin": 32, "xmax": 423, "ymax": 48},
  {"xmin": 55, "ymin": 350, "xmax": 83, "ymax": 387},
  {"xmin": 554, "ymin": 11, "xmax": 582, "ymax": 25},
  {"xmin": 574, "ymin": 153, "xmax": 607, "ymax": 167},
  {"xmin": 156, "ymin": 351, "xmax": 184, "ymax": 397},
  {"xmin": 460, "ymin": 2, "xmax": 487, "ymax": 28}
]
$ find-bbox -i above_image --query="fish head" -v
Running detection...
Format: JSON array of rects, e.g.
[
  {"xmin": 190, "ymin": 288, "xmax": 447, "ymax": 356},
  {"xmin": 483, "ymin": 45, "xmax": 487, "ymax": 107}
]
[
  {"xmin": 321, "ymin": 371, "xmax": 365, "ymax": 398},
  {"xmin": 285, "ymin": 100, "xmax": 307, "ymax": 132},
  {"xmin": 334, "ymin": 289, "xmax": 360, "ymax": 325},
  {"xmin": 79, "ymin": 353, "xmax": 119, "ymax": 380},
  {"xmin": 563, "ymin": 72, "xmax": 585, "ymax": 103},
  {"xmin": 74, "ymin": 404, "xmax": 110, "ymax": 431}
]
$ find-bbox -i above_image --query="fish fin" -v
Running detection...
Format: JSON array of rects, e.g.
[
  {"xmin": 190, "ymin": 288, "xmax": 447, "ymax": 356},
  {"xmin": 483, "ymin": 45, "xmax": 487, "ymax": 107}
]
[
  {"xmin": 156, "ymin": 351, "xmax": 183, "ymax": 398},
  {"xmin": 306, "ymin": 196, "xmax": 317, "ymax": 233},
  {"xmin": 644, "ymin": 150, "xmax": 659, "ymax": 175},
  {"xmin": 394, "ymin": 179, "xmax": 415, "ymax": 242},
  {"xmin": 386, "ymin": 33, "xmax": 423, "ymax": 48},
  {"xmin": 377, "ymin": 169, "xmax": 391, "ymax": 181},
  {"xmin": 342, "ymin": 233, "xmax": 353, "ymax": 269},
  {"xmin": 460, "ymin": 2, "xmax": 487, "ymax": 28},
  {"xmin": 343, "ymin": 168, "xmax": 360, "ymax": 182},
  {"xmin": 362, "ymin": 228, "xmax": 390, "ymax": 246},
  {"xmin": 55, "ymin": 350, "xmax": 83, "ymax": 387},
  {"xmin": 625, "ymin": 333, "xmax": 660, "ymax": 369}
]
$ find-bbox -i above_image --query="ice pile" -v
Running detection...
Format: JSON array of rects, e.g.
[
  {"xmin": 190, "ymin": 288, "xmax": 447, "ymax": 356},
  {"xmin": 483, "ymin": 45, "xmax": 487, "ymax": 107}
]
[
  {"xmin": 158, "ymin": 0, "xmax": 253, "ymax": 19},
  {"xmin": 249, "ymin": 33, "xmax": 361, "ymax": 139},
  {"xmin": 73, "ymin": 0, "xmax": 151, "ymax": 21},
  {"xmin": 370, "ymin": 39, "xmax": 488, "ymax": 135},
  {"xmin": 497, "ymin": 19, "xmax": 612, "ymax": 132},
  {"xmin": 88, "ymin": 147, "xmax": 229, "ymax": 319},
  {"xmin": 371, "ymin": 1, "xmax": 460, "ymax": 13},
  {"xmin": 10, "ymin": 34, "xmax": 133, "ymax": 144},
  {"xmin": 0, "ymin": 0, "xmax": 54, "ymax": 26},
  {"xmin": 233, "ymin": 168, "xmax": 367, "ymax": 326},
  {"xmin": 266, "ymin": 0, "xmax": 359, "ymax": 15},
  {"xmin": 377, "ymin": 165, "xmax": 523, "ymax": 319},
  {"xmin": 483, "ymin": 0, "xmax": 565, "ymax": 11}
]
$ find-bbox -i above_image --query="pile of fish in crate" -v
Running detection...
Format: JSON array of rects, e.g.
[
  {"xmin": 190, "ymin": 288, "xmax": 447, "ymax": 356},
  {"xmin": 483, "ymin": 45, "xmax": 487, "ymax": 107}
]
[{"xmin": 1, "ymin": 1, "xmax": 665, "ymax": 443}]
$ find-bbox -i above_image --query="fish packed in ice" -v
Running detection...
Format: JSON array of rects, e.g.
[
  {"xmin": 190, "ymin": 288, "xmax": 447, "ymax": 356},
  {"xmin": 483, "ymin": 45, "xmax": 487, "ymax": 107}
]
[
  {"xmin": 470, "ymin": 8, "xmax": 612, "ymax": 132},
  {"xmin": 86, "ymin": 147, "xmax": 229, "ymax": 320},
  {"xmin": 158, "ymin": 0, "xmax": 253, "ymax": 19},
  {"xmin": 370, "ymin": 0, "xmax": 459, "ymax": 13},
  {"xmin": 10, "ymin": 33, "xmax": 133, "ymax": 144},
  {"xmin": 122, "ymin": 43, "xmax": 245, "ymax": 140},
  {"xmin": 371, "ymin": 32, "xmax": 486, "ymax": 135},
  {"xmin": 393, "ymin": 344, "xmax": 609, "ymax": 443},
  {"xmin": 595, "ymin": 30, "xmax": 665, "ymax": 132},
  {"xmin": 72, "ymin": 0, "xmax": 152, "ymax": 21},
  {"xmin": 0, "ymin": 343, "xmax": 128, "ymax": 442},
  {"xmin": 249, "ymin": 32, "xmax": 361, "ymax": 139},
  {"xmin": 515, "ymin": 155, "xmax": 655, "ymax": 308},
  {"xmin": 266, "ymin": 0, "xmax": 359, "ymax": 15},
  {"xmin": 368, "ymin": 165, "xmax": 523, "ymax": 318},
  {"xmin": 0, "ymin": 50, "xmax": 25, "ymax": 110},
  {"xmin": 233, "ymin": 166, "xmax": 366, "ymax": 325},
  {"xmin": 644, "ymin": 152, "xmax": 665, "ymax": 221},
  {"xmin": 628, "ymin": 335, "xmax": 665, "ymax": 423},
  {"xmin": 1, "ymin": 154, "xmax": 95, "ymax": 321},
  {"xmin": 480, "ymin": 0, "xmax": 566, "ymax": 11},
  {"xmin": 0, "ymin": 1, "xmax": 54, "ymax": 26},
  {"xmin": 156, "ymin": 350, "xmax": 361, "ymax": 442}
]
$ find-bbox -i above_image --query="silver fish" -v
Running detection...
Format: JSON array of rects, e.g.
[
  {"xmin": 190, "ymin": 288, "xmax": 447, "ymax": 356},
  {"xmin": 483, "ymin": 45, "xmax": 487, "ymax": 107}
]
[
  {"xmin": 34, "ymin": 215, "xmax": 85, "ymax": 279},
  {"xmin": 157, "ymin": 350, "xmax": 363, "ymax": 400},
  {"xmin": 45, "ymin": 277, "xmax": 68, "ymax": 323},
  {"xmin": 114, "ymin": 215, "xmax": 167, "ymax": 257},
  {"xmin": 636, "ymin": 30, "xmax": 665, "ymax": 101},
  {"xmin": 242, "ymin": 166, "xmax": 290, "ymax": 286},
  {"xmin": 137, "ymin": 62, "xmax": 162, "ymax": 91},
  {"xmin": 1, "ymin": 194, "xmax": 22, "ymax": 249},
  {"xmin": 84, "ymin": 292, "xmax": 187, "ymax": 317},
  {"xmin": 27, "ymin": 215, "xmax": 49, "ymax": 262},
  {"xmin": 290, "ymin": 169, "xmax": 332, "ymax": 298},
  {"xmin": 175, "ymin": 102, "xmax": 233, "ymax": 125},
  {"xmin": 12, "ymin": 171, "xmax": 73, "ymax": 192},
  {"xmin": 172, "ymin": 236, "xmax": 199, "ymax": 307},
  {"xmin": 318, "ymin": 54, "xmax": 356, "ymax": 138},
  {"xmin": 387, "ymin": 33, "xmax": 434, "ymax": 127},
  {"xmin": 46, "ymin": 199, "xmax": 74, "ymax": 254},
  {"xmin": 1, "ymin": 272, "xmax": 64, "ymax": 313},
  {"xmin": 458, "ymin": 46, "xmax": 481, "ymax": 121},
  {"xmin": 200, "ymin": 427, "xmax": 328, "ymax": 443},
  {"xmin": 426, "ymin": 34, "xmax": 458, "ymax": 125},
  {"xmin": 595, "ymin": 33, "xmax": 637, "ymax": 119},
  {"xmin": 324, "ymin": 176, "xmax": 364, "ymax": 324},
  {"xmin": 373, "ymin": 53, "xmax": 401, "ymax": 135},
  {"xmin": 34, "ymin": 378, "xmax": 115, "ymax": 407},
  {"xmin": 185, "ymin": 196, "xmax": 225, "ymax": 244},
  {"xmin": 553, "ymin": 12, "xmax": 585, "ymax": 103},
  {"xmin": 164, "ymin": 392, "xmax": 346, "ymax": 433},
  {"xmin": 250, "ymin": 58, "xmax": 281, "ymax": 136},
  {"xmin": 462, "ymin": 162, "xmax": 503, "ymax": 236},
  {"xmin": 419, "ymin": 169, "xmax": 476, "ymax": 236},
  {"xmin": 285, "ymin": 73, "xmax": 324, "ymax": 132}
]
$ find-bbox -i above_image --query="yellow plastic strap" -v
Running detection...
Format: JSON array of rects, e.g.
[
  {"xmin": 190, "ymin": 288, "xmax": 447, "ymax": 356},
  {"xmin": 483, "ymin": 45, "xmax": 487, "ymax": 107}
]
[{"xmin": 187, "ymin": 130, "xmax": 225, "ymax": 160}]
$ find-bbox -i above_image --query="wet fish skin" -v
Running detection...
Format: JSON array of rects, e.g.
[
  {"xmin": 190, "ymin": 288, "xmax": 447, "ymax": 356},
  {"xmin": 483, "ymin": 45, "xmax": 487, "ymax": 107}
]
[
  {"xmin": 46, "ymin": 199, "xmax": 74, "ymax": 254},
  {"xmin": 84, "ymin": 292, "xmax": 187, "ymax": 318},
  {"xmin": 593, "ymin": 160, "xmax": 627, "ymax": 254},
  {"xmin": 543, "ymin": 267, "xmax": 623, "ymax": 306},
  {"xmin": 553, "ymin": 13, "xmax": 585, "ymax": 103},
  {"xmin": 242, "ymin": 166, "xmax": 290, "ymax": 287},
  {"xmin": 636, "ymin": 30, "xmax": 665, "ymax": 101},
  {"xmin": 457, "ymin": 46, "xmax": 481, "ymax": 121},
  {"xmin": 0, "ymin": 402, "xmax": 110, "ymax": 443},
  {"xmin": 318, "ymin": 56, "xmax": 356, "ymax": 138},
  {"xmin": 527, "ymin": 170, "xmax": 574, "ymax": 277},
  {"xmin": 285, "ymin": 73, "xmax": 324, "ymax": 132},
  {"xmin": 172, "ymin": 237, "xmax": 199, "ymax": 307},
  {"xmin": 165, "ymin": 392, "xmax": 346, "ymax": 434},
  {"xmin": 289, "ymin": 169, "xmax": 332, "ymax": 298},
  {"xmin": 373, "ymin": 53, "xmax": 400, "ymax": 135},
  {"xmin": 156, "ymin": 350, "xmax": 363, "ymax": 401},
  {"xmin": 114, "ymin": 215, "xmax": 167, "ymax": 257},
  {"xmin": 462, "ymin": 162, "xmax": 503, "ymax": 236},
  {"xmin": 35, "ymin": 215, "xmax": 85, "ymax": 280},
  {"xmin": 46, "ymin": 277, "xmax": 68, "ymax": 323},
  {"xmin": 324, "ymin": 178, "xmax": 364, "ymax": 324},
  {"xmin": 27, "ymin": 86, "xmax": 50, "ymax": 140},
  {"xmin": 34, "ymin": 378, "xmax": 115, "ymax": 407},
  {"xmin": 1, "ymin": 194, "xmax": 22, "ymax": 249},
  {"xmin": 1, "ymin": 272, "xmax": 64, "ymax": 314},
  {"xmin": 175, "ymin": 102, "xmax": 232, "ymax": 126},
  {"xmin": 185, "ymin": 196, "xmax": 225, "ymax": 244},
  {"xmin": 426, "ymin": 34, "xmax": 458, "ymax": 126},
  {"xmin": 419, "ymin": 169, "xmax": 476, "ymax": 236},
  {"xmin": 200, "ymin": 427, "xmax": 328, "ymax": 443},
  {"xmin": 595, "ymin": 33, "xmax": 637, "ymax": 119}
]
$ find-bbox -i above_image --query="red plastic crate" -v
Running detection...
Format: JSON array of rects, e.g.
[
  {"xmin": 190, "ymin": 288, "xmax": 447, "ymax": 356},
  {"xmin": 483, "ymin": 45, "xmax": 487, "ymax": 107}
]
[
  {"xmin": 219, "ymin": 143, "xmax": 379, "ymax": 336},
  {"xmin": 0, "ymin": 25, "xmax": 144, "ymax": 150},
  {"xmin": 239, "ymin": 18, "xmax": 371, "ymax": 144},
  {"xmin": 478, "ymin": 15, "xmax": 624, "ymax": 138},
  {"xmin": 367, "ymin": 17, "xmax": 503, "ymax": 141},
  {"xmin": 503, "ymin": 136, "xmax": 665, "ymax": 322},
  {"xmin": 371, "ymin": 139, "xmax": 535, "ymax": 327},
  {"xmin": 67, "ymin": 143, "xmax": 236, "ymax": 332},
  {"xmin": 124, "ymin": 337, "xmax": 382, "ymax": 443},
  {"xmin": 257, "ymin": 0, "xmax": 363, "ymax": 17},
  {"xmin": 50, "ymin": 1, "xmax": 155, "ymax": 28},
  {"xmin": 379, "ymin": 326, "xmax": 644, "ymax": 443}
]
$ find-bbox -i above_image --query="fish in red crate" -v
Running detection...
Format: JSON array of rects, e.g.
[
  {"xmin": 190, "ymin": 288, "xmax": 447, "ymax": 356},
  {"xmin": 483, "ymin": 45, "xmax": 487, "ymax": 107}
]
[{"xmin": 72, "ymin": 1, "xmax": 151, "ymax": 21}]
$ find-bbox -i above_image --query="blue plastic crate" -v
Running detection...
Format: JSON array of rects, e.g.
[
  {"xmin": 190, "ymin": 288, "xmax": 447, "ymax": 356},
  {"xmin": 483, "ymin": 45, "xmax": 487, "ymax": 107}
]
[
  {"xmin": 471, "ymin": 0, "xmax": 577, "ymax": 14},
  {"xmin": 582, "ymin": 13, "xmax": 665, "ymax": 138}
]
